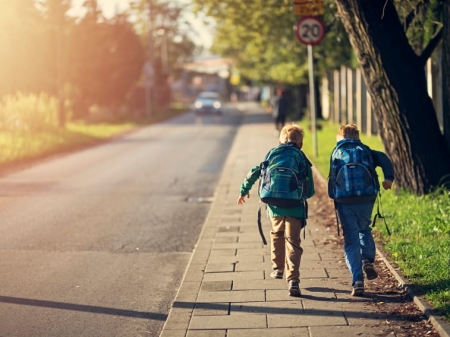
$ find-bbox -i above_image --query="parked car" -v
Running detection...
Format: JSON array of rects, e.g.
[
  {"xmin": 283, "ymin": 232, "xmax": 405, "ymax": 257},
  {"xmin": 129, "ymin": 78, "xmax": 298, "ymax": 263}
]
[{"xmin": 194, "ymin": 91, "xmax": 222, "ymax": 115}]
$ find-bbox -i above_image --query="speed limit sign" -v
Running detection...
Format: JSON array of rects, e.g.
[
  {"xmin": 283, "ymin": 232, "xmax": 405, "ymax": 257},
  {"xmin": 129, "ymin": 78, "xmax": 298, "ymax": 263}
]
[{"xmin": 294, "ymin": 16, "xmax": 325, "ymax": 45}]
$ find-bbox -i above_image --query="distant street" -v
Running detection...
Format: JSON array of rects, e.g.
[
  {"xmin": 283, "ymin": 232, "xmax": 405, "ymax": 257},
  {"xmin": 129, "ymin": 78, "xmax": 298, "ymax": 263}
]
[{"xmin": 0, "ymin": 103, "xmax": 243, "ymax": 336}]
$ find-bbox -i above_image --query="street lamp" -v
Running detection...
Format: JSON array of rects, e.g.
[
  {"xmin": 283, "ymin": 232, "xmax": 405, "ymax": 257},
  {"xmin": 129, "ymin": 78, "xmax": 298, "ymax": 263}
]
[{"xmin": 156, "ymin": 27, "xmax": 169, "ymax": 74}]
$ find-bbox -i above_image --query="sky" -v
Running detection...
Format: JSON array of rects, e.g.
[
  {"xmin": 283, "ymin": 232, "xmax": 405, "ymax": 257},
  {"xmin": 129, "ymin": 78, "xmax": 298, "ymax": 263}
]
[{"xmin": 69, "ymin": 0, "xmax": 214, "ymax": 49}]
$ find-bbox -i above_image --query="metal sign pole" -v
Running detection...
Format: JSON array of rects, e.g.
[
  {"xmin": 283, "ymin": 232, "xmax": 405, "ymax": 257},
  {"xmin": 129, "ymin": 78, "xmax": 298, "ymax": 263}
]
[
  {"xmin": 294, "ymin": 16, "xmax": 324, "ymax": 158},
  {"xmin": 307, "ymin": 44, "xmax": 318, "ymax": 157}
]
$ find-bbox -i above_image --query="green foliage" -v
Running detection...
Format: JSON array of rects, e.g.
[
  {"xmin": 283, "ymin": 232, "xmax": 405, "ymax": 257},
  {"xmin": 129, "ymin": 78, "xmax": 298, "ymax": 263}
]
[
  {"xmin": 0, "ymin": 122, "xmax": 134, "ymax": 166},
  {"xmin": 298, "ymin": 117, "xmax": 450, "ymax": 321},
  {"xmin": 0, "ymin": 92, "xmax": 61, "ymax": 132},
  {"xmin": 395, "ymin": 0, "xmax": 444, "ymax": 55},
  {"xmin": 0, "ymin": 91, "xmax": 187, "ymax": 166},
  {"xmin": 0, "ymin": 0, "xmax": 68, "ymax": 96},
  {"xmin": 126, "ymin": 0, "xmax": 199, "ymax": 77},
  {"xmin": 0, "ymin": 1, "xmax": 197, "ymax": 121},
  {"xmin": 65, "ymin": 11, "xmax": 145, "ymax": 116},
  {"xmin": 193, "ymin": 0, "xmax": 353, "ymax": 85}
]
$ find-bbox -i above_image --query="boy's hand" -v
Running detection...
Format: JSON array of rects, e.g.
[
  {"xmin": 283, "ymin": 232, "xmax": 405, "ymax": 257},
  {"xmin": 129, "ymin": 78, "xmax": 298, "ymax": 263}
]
[
  {"xmin": 237, "ymin": 194, "xmax": 250, "ymax": 205},
  {"xmin": 382, "ymin": 180, "xmax": 393, "ymax": 190}
]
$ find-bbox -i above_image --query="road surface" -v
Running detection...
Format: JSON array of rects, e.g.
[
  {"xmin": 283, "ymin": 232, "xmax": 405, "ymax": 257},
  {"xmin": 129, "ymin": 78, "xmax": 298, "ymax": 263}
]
[{"xmin": 0, "ymin": 104, "xmax": 243, "ymax": 336}]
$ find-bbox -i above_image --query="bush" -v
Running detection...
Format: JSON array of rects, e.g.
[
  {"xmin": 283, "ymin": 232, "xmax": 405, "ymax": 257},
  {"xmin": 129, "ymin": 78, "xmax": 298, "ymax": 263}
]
[{"xmin": 0, "ymin": 92, "xmax": 61, "ymax": 132}]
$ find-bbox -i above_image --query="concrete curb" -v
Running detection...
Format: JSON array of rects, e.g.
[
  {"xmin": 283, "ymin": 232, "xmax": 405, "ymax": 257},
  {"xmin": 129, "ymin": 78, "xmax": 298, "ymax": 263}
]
[{"xmin": 376, "ymin": 249, "xmax": 450, "ymax": 337}]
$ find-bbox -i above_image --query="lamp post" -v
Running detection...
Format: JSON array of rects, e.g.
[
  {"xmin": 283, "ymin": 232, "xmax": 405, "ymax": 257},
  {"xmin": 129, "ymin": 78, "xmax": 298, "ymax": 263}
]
[
  {"xmin": 156, "ymin": 27, "xmax": 169, "ymax": 75},
  {"xmin": 56, "ymin": 0, "xmax": 66, "ymax": 128},
  {"xmin": 146, "ymin": 0, "xmax": 154, "ymax": 118}
]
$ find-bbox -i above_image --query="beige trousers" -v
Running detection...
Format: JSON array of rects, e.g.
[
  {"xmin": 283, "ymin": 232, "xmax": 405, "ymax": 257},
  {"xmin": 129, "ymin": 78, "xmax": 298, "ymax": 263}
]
[{"xmin": 270, "ymin": 216, "xmax": 304, "ymax": 282}]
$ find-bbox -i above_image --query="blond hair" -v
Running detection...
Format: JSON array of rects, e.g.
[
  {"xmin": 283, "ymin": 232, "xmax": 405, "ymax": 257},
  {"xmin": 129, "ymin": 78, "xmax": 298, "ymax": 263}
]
[
  {"xmin": 337, "ymin": 124, "xmax": 360, "ymax": 140},
  {"xmin": 279, "ymin": 124, "xmax": 304, "ymax": 148}
]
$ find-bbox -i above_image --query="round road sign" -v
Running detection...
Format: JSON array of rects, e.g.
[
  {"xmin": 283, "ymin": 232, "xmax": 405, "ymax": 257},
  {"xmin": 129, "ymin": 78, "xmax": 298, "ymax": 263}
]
[{"xmin": 294, "ymin": 16, "xmax": 325, "ymax": 46}]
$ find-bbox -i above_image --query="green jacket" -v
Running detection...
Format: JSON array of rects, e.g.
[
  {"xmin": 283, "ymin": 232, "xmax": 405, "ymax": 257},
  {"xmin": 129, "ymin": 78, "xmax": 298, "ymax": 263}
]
[{"xmin": 240, "ymin": 151, "xmax": 315, "ymax": 218}]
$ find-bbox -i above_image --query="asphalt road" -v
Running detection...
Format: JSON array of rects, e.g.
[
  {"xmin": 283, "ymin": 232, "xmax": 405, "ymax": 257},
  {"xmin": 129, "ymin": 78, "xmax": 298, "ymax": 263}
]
[{"xmin": 0, "ymin": 104, "xmax": 243, "ymax": 336}]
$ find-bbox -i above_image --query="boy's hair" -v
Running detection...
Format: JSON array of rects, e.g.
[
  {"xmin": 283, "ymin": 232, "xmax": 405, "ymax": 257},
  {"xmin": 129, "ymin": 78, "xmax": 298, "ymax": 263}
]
[
  {"xmin": 279, "ymin": 124, "xmax": 304, "ymax": 148},
  {"xmin": 337, "ymin": 124, "xmax": 360, "ymax": 140}
]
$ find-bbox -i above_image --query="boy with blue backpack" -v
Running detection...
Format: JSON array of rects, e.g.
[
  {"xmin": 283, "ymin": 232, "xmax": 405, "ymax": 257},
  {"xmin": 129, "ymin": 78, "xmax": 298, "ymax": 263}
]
[
  {"xmin": 237, "ymin": 124, "xmax": 315, "ymax": 297},
  {"xmin": 328, "ymin": 124, "xmax": 394, "ymax": 296}
]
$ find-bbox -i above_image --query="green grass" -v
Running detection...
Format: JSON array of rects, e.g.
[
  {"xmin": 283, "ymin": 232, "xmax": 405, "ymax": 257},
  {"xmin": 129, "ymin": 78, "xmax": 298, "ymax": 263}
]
[
  {"xmin": 299, "ymin": 118, "xmax": 450, "ymax": 321},
  {"xmin": 0, "ymin": 122, "xmax": 137, "ymax": 166},
  {"xmin": 0, "ymin": 103, "xmax": 189, "ymax": 167},
  {"xmin": 382, "ymin": 189, "xmax": 450, "ymax": 318}
]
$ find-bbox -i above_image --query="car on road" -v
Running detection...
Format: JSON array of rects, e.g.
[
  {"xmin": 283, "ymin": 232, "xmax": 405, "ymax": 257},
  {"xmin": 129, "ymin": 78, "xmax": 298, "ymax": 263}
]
[{"xmin": 194, "ymin": 91, "xmax": 223, "ymax": 115}]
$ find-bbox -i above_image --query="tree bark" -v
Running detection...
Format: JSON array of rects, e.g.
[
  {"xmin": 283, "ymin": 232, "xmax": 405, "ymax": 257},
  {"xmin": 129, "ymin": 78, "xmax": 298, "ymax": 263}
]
[
  {"xmin": 443, "ymin": 0, "xmax": 450, "ymax": 157},
  {"xmin": 334, "ymin": 0, "xmax": 450, "ymax": 194}
]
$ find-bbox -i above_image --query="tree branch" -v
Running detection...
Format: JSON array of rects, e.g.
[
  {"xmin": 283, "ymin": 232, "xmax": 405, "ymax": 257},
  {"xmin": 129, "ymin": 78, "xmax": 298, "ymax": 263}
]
[
  {"xmin": 420, "ymin": 27, "xmax": 443, "ymax": 67},
  {"xmin": 403, "ymin": 0, "xmax": 429, "ymax": 31}
]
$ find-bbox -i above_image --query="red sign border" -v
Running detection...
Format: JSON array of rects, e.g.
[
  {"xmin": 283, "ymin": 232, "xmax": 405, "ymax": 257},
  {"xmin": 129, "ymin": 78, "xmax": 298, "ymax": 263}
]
[{"xmin": 294, "ymin": 16, "xmax": 326, "ymax": 46}]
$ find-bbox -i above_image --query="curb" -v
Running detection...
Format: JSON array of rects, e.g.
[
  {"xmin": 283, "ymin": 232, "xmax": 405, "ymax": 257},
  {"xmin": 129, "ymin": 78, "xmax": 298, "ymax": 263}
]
[{"xmin": 376, "ymin": 249, "xmax": 450, "ymax": 337}]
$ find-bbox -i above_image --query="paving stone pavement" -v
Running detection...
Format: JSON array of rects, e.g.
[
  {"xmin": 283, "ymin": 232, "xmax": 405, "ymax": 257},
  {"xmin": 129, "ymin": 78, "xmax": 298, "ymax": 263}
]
[{"xmin": 159, "ymin": 102, "xmax": 450, "ymax": 337}]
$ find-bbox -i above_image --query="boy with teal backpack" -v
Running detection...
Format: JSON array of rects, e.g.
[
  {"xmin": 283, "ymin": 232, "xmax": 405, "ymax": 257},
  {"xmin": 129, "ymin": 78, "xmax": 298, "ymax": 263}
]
[{"xmin": 237, "ymin": 124, "xmax": 315, "ymax": 297}]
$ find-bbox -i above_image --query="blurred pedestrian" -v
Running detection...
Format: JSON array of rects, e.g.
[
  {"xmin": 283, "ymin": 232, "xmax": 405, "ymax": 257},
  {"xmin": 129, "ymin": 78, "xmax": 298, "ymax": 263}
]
[{"xmin": 271, "ymin": 88, "xmax": 289, "ymax": 132}]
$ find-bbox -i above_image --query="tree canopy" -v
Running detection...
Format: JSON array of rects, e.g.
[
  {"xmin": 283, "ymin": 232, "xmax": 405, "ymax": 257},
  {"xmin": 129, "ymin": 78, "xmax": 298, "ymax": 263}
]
[
  {"xmin": 192, "ymin": 0, "xmax": 353, "ymax": 84},
  {"xmin": 0, "ymin": 0, "xmax": 198, "ymax": 121}
]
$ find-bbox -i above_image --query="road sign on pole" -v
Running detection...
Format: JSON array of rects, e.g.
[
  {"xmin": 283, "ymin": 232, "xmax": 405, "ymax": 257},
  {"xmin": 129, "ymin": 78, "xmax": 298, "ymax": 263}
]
[
  {"xmin": 293, "ymin": 16, "xmax": 325, "ymax": 157},
  {"xmin": 294, "ymin": 16, "xmax": 325, "ymax": 46},
  {"xmin": 292, "ymin": 0, "xmax": 324, "ymax": 16}
]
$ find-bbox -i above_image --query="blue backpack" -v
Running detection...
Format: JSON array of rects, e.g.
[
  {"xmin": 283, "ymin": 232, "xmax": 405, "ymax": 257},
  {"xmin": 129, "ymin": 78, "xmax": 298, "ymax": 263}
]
[
  {"xmin": 328, "ymin": 140, "xmax": 379, "ymax": 204},
  {"xmin": 259, "ymin": 143, "xmax": 312, "ymax": 208}
]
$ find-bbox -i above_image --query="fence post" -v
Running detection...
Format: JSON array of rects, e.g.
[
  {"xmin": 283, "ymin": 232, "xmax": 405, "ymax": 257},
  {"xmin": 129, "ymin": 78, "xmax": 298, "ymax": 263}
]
[
  {"xmin": 333, "ymin": 70, "xmax": 340, "ymax": 124},
  {"xmin": 321, "ymin": 75, "xmax": 330, "ymax": 120},
  {"xmin": 367, "ymin": 91, "xmax": 372, "ymax": 136},
  {"xmin": 356, "ymin": 68, "xmax": 362, "ymax": 131},
  {"xmin": 347, "ymin": 68, "xmax": 354, "ymax": 124},
  {"xmin": 340, "ymin": 66, "xmax": 347, "ymax": 124}
]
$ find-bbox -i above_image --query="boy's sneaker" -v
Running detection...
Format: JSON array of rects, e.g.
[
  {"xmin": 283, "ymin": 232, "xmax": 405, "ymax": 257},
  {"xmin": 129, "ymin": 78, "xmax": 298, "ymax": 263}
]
[
  {"xmin": 351, "ymin": 281, "xmax": 364, "ymax": 296},
  {"xmin": 363, "ymin": 259, "xmax": 378, "ymax": 280},
  {"xmin": 288, "ymin": 281, "xmax": 301, "ymax": 297},
  {"xmin": 270, "ymin": 270, "xmax": 283, "ymax": 279}
]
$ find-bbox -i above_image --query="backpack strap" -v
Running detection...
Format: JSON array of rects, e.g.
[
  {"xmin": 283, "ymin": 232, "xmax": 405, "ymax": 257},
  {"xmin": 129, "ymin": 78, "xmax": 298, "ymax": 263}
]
[
  {"xmin": 301, "ymin": 200, "xmax": 308, "ymax": 239},
  {"xmin": 334, "ymin": 200, "xmax": 341, "ymax": 236},
  {"xmin": 371, "ymin": 192, "xmax": 391, "ymax": 235},
  {"xmin": 257, "ymin": 201, "xmax": 268, "ymax": 245}
]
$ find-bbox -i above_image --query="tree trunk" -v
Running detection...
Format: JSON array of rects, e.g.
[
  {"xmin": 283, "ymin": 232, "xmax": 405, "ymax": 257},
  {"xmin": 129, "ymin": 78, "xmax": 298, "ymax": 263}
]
[
  {"xmin": 443, "ymin": 0, "xmax": 450, "ymax": 156},
  {"xmin": 334, "ymin": 0, "xmax": 450, "ymax": 194}
]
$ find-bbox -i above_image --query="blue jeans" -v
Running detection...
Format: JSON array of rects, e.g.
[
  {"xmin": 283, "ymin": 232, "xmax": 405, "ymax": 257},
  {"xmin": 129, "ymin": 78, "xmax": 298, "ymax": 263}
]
[{"xmin": 336, "ymin": 202, "xmax": 376, "ymax": 286}]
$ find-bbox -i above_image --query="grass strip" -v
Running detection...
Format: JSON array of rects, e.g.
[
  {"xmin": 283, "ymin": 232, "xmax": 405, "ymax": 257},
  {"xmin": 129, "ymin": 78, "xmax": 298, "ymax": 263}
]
[
  {"xmin": 0, "ymin": 106, "xmax": 188, "ymax": 167},
  {"xmin": 0, "ymin": 122, "xmax": 137, "ymax": 166}
]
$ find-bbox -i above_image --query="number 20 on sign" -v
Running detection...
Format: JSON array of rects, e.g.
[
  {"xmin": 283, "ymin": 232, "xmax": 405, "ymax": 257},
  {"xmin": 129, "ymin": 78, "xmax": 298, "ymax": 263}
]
[{"xmin": 294, "ymin": 16, "xmax": 325, "ymax": 45}]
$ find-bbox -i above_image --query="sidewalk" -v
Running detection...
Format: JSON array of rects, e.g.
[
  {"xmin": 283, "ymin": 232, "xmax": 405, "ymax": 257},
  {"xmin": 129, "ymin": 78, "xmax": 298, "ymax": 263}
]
[{"xmin": 160, "ymin": 103, "xmax": 449, "ymax": 337}]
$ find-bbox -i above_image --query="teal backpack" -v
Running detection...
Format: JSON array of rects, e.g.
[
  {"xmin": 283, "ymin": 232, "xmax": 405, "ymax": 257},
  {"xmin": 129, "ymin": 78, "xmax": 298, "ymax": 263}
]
[
  {"xmin": 257, "ymin": 142, "xmax": 313, "ymax": 244},
  {"xmin": 259, "ymin": 143, "xmax": 312, "ymax": 208}
]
